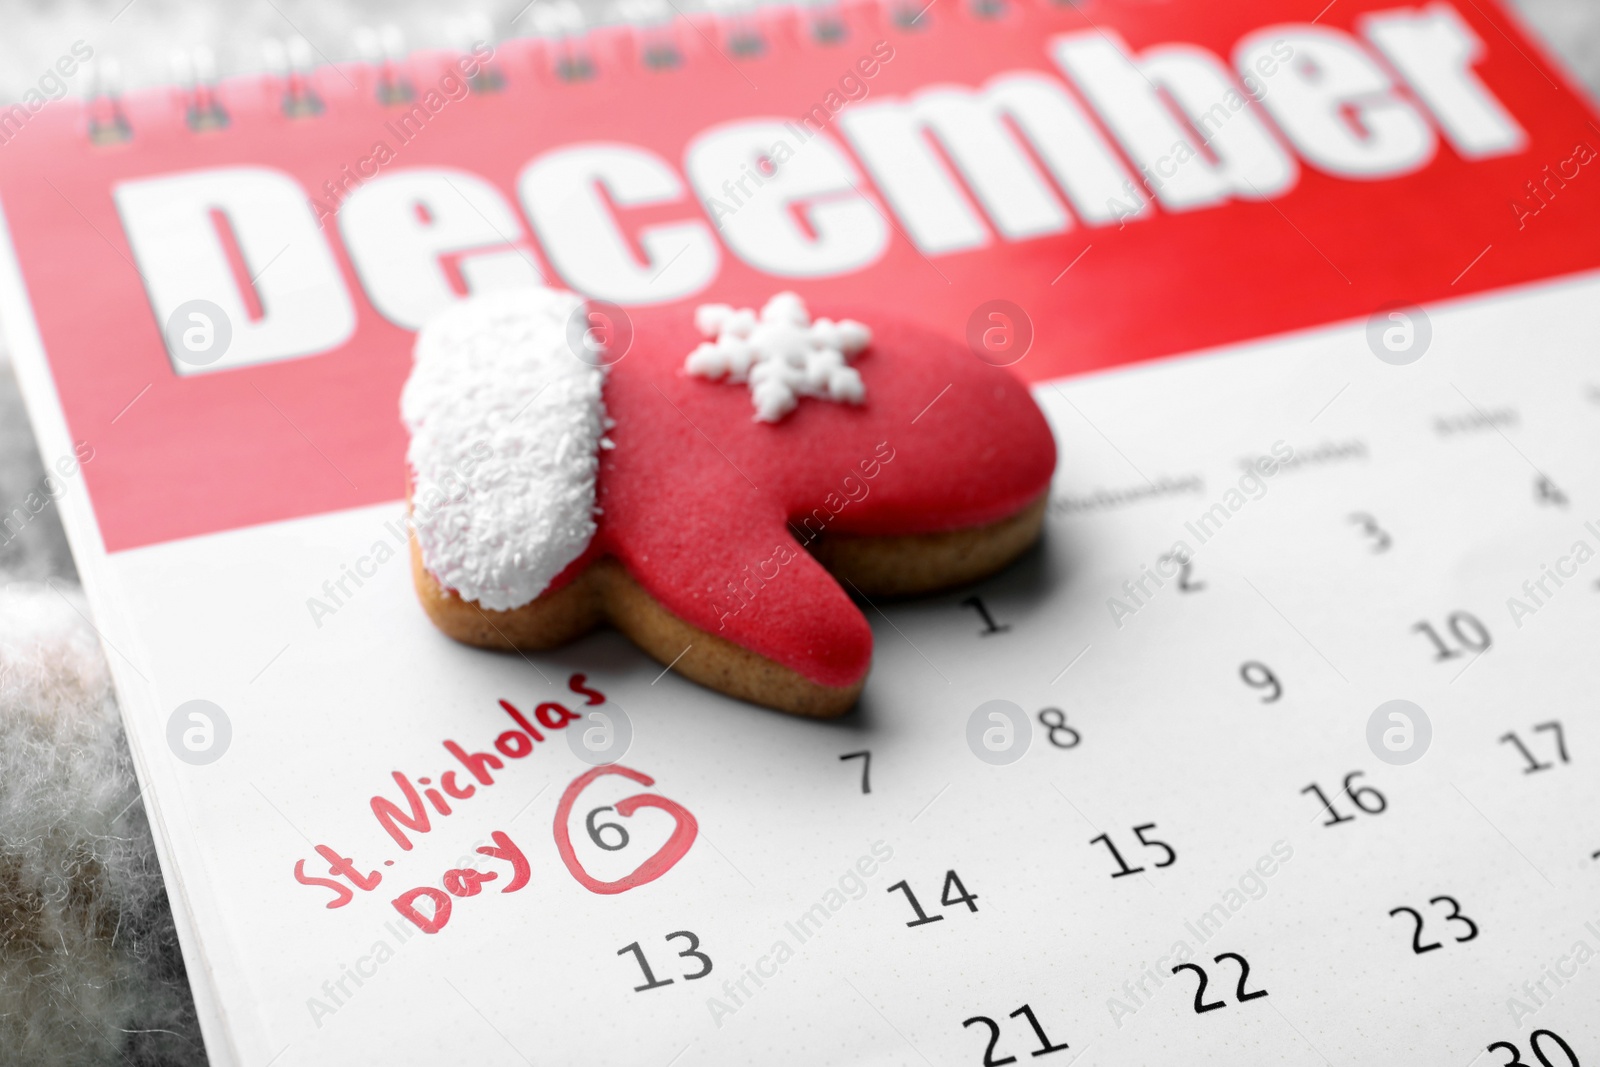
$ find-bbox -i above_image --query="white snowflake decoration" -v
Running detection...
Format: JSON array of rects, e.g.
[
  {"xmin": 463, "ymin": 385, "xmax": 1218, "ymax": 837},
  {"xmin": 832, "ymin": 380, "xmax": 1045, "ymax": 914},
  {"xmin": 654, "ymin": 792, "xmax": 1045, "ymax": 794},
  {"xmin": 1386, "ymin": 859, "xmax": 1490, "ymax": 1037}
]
[{"xmin": 684, "ymin": 292, "xmax": 871, "ymax": 422}]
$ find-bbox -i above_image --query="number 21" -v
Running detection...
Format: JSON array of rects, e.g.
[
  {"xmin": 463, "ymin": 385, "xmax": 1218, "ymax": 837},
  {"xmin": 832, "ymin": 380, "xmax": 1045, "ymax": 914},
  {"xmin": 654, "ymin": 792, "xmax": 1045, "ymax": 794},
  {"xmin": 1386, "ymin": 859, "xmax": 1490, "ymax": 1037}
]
[{"xmin": 962, "ymin": 1004, "xmax": 1070, "ymax": 1064}]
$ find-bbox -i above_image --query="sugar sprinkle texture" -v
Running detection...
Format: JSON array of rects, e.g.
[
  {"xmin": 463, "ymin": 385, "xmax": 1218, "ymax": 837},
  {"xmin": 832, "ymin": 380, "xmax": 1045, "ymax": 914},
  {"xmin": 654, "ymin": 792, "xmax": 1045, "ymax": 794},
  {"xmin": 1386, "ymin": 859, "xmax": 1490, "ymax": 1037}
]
[{"xmin": 401, "ymin": 288, "xmax": 611, "ymax": 612}]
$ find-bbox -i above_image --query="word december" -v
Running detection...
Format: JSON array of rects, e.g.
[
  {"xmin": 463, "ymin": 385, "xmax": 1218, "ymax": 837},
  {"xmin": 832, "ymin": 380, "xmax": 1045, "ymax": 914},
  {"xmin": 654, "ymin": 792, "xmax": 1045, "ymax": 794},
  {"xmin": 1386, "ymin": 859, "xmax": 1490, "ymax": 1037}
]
[
  {"xmin": 115, "ymin": 5, "xmax": 1534, "ymax": 346},
  {"xmin": 1106, "ymin": 39, "xmax": 1296, "ymax": 225},
  {"xmin": 704, "ymin": 40, "xmax": 896, "ymax": 228},
  {"xmin": 800, "ymin": 40, "xmax": 897, "ymax": 134}
]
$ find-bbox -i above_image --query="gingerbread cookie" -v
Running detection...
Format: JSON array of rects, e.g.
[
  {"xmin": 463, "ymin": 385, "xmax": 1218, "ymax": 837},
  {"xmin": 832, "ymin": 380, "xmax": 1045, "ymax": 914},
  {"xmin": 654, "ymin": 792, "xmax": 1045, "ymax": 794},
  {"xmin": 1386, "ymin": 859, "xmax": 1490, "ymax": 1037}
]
[{"xmin": 401, "ymin": 288, "xmax": 1056, "ymax": 717}]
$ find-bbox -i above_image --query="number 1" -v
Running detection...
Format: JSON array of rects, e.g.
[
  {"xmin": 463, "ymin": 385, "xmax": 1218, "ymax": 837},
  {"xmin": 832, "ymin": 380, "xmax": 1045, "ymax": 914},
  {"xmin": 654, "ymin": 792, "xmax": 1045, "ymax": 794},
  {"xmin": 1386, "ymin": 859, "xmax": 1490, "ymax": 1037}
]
[
  {"xmin": 888, "ymin": 881, "xmax": 944, "ymax": 927},
  {"xmin": 1301, "ymin": 782, "xmax": 1355, "ymax": 826},
  {"xmin": 618, "ymin": 942, "xmax": 674, "ymax": 992},
  {"xmin": 1413, "ymin": 612, "xmax": 1490, "ymax": 661},
  {"xmin": 961, "ymin": 596, "xmax": 1011, "ymax": 636},
  {"xmin": 1536, "ymin": 476, "xmax": 1569, "ymax": 507},
  {"xmin": 1412, "ymin": 621, "xmax": 1459, "ymax": 660},
  {"xmin": 1009, "ymin": 1004, "xmax": 1070, "ymax": 1056},
  {"xmin": 1501, "ymin": 731, "xmax": 1552, "ymax": 774},
  {"xmin": 1089, "ymin": 833, "xmax": 1145, "ymax": 877}
]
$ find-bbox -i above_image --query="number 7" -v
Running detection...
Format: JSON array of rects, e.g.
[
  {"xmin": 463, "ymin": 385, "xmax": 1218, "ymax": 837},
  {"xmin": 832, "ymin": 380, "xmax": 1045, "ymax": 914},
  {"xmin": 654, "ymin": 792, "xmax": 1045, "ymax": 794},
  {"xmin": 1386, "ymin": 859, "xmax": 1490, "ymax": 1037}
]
[
  {"xmin": 840, "ymin": 751, "xmax": 871, "ymax": 794},
  {"xmin": 1533, "ymin": 721, "xmax": 1568, "ymax": 763}
]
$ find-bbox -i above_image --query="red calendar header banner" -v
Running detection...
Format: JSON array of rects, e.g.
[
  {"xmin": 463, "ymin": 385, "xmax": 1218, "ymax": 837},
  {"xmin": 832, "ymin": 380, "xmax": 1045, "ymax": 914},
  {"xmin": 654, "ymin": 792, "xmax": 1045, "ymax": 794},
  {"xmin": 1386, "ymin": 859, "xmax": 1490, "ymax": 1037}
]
[{"xmin": 1, "ymin": 0, "xmax": 1596, "ymax": 549}]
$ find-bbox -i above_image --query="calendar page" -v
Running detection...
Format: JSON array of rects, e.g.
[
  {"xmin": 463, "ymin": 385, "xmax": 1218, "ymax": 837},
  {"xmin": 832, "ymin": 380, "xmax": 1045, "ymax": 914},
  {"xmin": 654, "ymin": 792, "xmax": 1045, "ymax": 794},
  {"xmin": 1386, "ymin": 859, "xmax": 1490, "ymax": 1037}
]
[{"xmin": 2, "ymin": 0, "xmax": 1600, "ymax": 1064}]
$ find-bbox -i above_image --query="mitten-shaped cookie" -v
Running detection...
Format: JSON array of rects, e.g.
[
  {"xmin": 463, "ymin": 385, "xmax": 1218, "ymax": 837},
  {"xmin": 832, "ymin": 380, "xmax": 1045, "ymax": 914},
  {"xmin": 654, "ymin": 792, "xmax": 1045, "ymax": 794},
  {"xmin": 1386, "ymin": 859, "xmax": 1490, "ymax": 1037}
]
[{"xmin": 402, "ymin": 288, "xmax": 1056, "ymax": 716}]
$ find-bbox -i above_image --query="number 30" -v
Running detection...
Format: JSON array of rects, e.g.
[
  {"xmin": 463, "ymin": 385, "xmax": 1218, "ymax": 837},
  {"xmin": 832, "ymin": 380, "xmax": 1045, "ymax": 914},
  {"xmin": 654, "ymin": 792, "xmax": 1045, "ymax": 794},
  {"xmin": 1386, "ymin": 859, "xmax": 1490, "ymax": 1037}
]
[{"xmin": 1489, "ymin": 1030, "xmax": 1580, "ymax": 1067}]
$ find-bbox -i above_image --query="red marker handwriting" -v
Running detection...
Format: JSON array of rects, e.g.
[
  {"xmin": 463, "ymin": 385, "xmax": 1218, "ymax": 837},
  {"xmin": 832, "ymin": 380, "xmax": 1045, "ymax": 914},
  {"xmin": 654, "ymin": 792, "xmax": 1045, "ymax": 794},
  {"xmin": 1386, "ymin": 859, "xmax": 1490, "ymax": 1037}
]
[
  {"xmin": 553, "ymin": 765, "xmax": 698, "ymax": 895},
  {"xmin": 391, "ymin": 830, "xmax": 531, "ymax": 934}
]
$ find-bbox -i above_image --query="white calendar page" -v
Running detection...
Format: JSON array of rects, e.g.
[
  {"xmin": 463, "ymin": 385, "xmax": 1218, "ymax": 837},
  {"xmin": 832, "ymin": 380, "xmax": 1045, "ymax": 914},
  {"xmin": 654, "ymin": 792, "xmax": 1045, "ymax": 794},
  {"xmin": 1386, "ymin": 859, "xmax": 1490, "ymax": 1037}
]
[
  {"xmin": 5, "ymin": 1, "xmax": 1600, "ymax": 1060},
  {"xmin": 37, "ymin": 270, "xmax": 1600, "ymax": 1067}
]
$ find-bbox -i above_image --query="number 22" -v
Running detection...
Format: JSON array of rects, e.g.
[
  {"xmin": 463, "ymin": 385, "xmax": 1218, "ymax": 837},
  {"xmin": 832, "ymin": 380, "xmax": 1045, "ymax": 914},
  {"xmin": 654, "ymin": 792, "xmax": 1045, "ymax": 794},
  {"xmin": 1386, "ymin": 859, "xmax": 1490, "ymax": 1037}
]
[{"xmin": 1170, "ymin": 953, "xmax": 1268, "ymax": 1013}]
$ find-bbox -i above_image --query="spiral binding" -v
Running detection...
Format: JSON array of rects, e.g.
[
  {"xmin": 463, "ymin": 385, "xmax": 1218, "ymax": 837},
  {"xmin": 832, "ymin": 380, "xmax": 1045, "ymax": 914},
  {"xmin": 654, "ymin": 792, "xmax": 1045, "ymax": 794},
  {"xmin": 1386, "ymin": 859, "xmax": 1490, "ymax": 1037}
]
[
  {"xmin": 355, "ymin": 25, "xmax": 415, "ymax": 105},
  {"xmin": 450, "ymin": 16, "xmax": 508, "ymax": 90},
  {"xmin": 613, "ymin": 0, "xmax": 682, "ymax": 68},
  {"xmin": 78, "ymin": 0, "xmax": 1043, "ymax": 144},
  {"xmin": 261, "ymin": 36, "xmax": 324, "ymax": 117},
  {"xmin": 85, "ymin": 58, "xmax": 132, "ymax": 145},
  {"xmin": 171, "ymin": 46, "xmax": 228, "ymax": 131},
  {"xmin": 706, "ymin": 0, "xmax": 768, "ymax": 57}
]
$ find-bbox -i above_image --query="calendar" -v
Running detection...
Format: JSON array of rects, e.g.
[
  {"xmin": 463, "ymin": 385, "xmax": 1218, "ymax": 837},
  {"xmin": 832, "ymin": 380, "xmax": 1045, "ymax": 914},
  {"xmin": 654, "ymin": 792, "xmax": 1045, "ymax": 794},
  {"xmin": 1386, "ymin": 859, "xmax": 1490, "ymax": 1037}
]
[{"xmin": 3, "ymin": 0, "xmax": 1600, "ymax": 1063}]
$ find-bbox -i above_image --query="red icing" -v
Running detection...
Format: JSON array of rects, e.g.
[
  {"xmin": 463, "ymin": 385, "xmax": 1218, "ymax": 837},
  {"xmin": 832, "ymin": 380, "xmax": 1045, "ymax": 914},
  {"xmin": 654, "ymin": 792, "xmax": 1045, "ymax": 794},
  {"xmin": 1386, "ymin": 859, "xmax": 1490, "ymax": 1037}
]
[{"xmin": 578, "ymin": 306, "xmax": 1057, "ymax": 690}]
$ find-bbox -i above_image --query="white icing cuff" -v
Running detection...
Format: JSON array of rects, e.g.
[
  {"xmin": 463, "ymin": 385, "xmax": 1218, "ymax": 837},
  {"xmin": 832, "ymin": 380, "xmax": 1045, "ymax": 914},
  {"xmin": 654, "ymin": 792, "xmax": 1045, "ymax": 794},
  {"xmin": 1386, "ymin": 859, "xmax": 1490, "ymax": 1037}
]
[
  {"xmin": 401, "ymin": 288, "xmax": 609, "ymax": 612},
  {"xmin": 685, "ymin": 292, "xmax": 869, "ymax": 422}
]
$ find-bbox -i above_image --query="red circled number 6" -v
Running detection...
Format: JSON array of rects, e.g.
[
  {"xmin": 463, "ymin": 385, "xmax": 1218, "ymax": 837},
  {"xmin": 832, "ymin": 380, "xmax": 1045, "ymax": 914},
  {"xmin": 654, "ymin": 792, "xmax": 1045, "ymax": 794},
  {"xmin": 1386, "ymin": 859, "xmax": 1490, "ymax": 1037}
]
[{"xmin": 553, "ymin": 764, "xmax": 698, "ymax": 895}]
